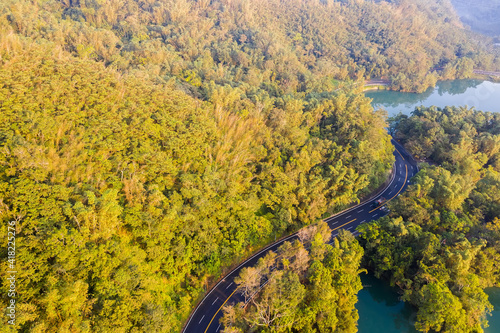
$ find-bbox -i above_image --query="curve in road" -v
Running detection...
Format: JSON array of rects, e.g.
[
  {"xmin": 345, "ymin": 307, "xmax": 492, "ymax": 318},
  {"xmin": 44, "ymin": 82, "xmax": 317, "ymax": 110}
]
[{"xmin": 183, "ymin": 139, "xmax": 418, "ymax": 333}]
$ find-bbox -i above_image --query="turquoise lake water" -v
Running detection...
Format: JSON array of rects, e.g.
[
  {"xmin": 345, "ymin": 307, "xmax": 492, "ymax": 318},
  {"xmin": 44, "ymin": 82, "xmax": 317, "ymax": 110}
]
[
  {"xmin": 484, "ymin": 288, "xmax": 500, "ymax": 333},
  {"xmin": 365, "ymin": 80, "xmax": 500, "ymax": 117},
  {"xmin": 357, "ymin": 273, "xmax": 417, "ymax": 333},
  {"xmin": 357, "ymin": 274, "xmax": 500, "ymax": 333}
]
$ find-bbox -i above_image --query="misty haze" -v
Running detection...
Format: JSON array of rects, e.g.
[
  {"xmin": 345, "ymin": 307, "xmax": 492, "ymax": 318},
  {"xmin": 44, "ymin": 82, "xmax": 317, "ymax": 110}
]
[{"xmin": 451, "ymin": 0, "xmax": 500, "ymax": 37}]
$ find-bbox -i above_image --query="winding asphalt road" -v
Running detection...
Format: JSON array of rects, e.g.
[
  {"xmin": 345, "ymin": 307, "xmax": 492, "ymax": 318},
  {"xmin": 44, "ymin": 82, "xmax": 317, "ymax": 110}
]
[{"xmin": 183, "ymin": 139, "xmax": 418, "ymax": 333}]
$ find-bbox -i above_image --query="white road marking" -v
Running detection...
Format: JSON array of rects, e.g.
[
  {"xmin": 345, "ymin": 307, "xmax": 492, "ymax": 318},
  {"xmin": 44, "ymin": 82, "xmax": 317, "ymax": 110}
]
[
  {"xmin": 199, "ymin": 315, "xmax": 205, "ymax": 324},
  {"xmin": 346, "ymin": 215, "xmax": 352, "ymax": 219},
  {"xmin": 331, "ymin": 220, "xmax": 340, "ymax": 225},
  {"xmin": 216, "ymin": 323, "xmax": 221, "ymax": 332},
  {"xmin": 183, "ymin": 143, "xmax": 415, "ymax": 333},
  {"xmin": 346, "ymin": 226, "xmax": 353, "ymax": 231},
  {"xmin": 211, "ymin": 297, "xmax": 219, "ymax": 305}
]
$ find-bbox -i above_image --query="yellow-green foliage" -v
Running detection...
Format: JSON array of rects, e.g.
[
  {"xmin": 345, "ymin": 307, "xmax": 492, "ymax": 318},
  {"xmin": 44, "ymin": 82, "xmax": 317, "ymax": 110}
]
[
  {"xmin": 0, "ymin": 38, "xmax": 392, "ymax": 332},
  {"xmin": 222, "ymin": 226, "xmax": 364, "ymax": 333},
  {"xmin": 0, "ymin": 0, "xmax": 497, "ymax": 331},
  {"xmin": 0, "ymin": 0, "xmax": 498, "ymax": 93}
]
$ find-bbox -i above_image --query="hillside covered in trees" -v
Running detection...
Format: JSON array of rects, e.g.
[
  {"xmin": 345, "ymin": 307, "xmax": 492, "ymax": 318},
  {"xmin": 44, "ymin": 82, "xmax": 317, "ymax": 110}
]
[
  {"xmin": 359, "ymin": 107, "xmax": 500, "ymax": 332},
  {"xmin": 0, "ymin": 43, "xmax": 391, "ymax": 332},
  {"xmin": 0, "ymin": 0, "xmax": 499, "ymax": 332},
  {"xmin": 1, "ymin": 0, "xmax": 499, "ymax": 93}
]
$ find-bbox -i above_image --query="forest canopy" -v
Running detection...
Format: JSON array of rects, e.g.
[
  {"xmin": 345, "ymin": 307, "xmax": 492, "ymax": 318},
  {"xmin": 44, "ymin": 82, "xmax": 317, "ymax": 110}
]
[
  {"xmin": 221, "ymin": 225, "xmax": 364, "ymax": 333},
  {"xmin": 0, "ymin": 44, "xmax": 394, "ymax": 332},
  {"xmin": 1, "ymin": 0, "xmax": 499, "ymax": 93},
  {"xmin": 0, "ymin": 0, "xmax": 498, "ymax": 332}
]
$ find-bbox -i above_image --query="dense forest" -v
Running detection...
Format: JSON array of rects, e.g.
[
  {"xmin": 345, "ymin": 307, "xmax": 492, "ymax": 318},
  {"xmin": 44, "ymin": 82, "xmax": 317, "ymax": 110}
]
[
  {"xmin": 0, "ymin": 0, "xmax": 499, "ymax": 332},
  {"xmin": 0, "ymin": 44, "xmax": 391, "ymax": 332},
  {"xmin": 221, "ymin": 225, "xmax": 363, "ymax": 333},
  {"xmin": 218, "ymin": 105, "xmax": 500, "ymax": 333},
  {"xmin": 360, "ymin": 107, "xmax": 500, "ymax": 332},
  {"xmin": 1, "ymin": 0, "xmax": 499, "ymax": 93}
]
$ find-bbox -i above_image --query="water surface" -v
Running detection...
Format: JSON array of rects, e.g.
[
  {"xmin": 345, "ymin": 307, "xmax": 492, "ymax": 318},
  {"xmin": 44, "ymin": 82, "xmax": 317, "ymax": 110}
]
[
  {"xmin": 485, "ymin": 287, "xmax": 500, "ymax": 333},
  {"xmin": 357, "ymin": 273, "xmax": 417, "ymax": 333},
  {"xmin": 357, "ymin": 274, "xmax": 500, "ymax": 333},
  {"xmin": 366, "ymin": 80, "xmax": 500, "ymax": 117}
]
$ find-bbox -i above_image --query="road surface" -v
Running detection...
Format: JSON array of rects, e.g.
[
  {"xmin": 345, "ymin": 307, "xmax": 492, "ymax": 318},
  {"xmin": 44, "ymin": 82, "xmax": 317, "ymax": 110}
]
[
  {"xmin": 365, "ymin": 79, "xmax": 391, "ymax": 86},
  {"xmin": 473, "ymin": 69, "xmax": 500, "ymax": 77},
  {"xmin": 183, "ymin": 139, "xmax": 418, "ymax": 333}
]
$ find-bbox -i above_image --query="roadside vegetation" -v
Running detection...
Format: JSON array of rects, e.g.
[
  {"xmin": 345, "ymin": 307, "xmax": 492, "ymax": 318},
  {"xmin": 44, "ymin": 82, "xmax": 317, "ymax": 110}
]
[
  {"xmin": 359, "ymin": 107, "xmax": 500, "ymax": 332},
  {"xmin": 0, "ymin": 0, "xmax": 499, "ymax": 332},
  {"xmin": 221, "ymin": 224, "xmax": 363, "ymax": 333},
  {"xmin": 0, "ymin": 43, "xmax": 391, "ymax": 332},
  {"xmin": 228, "ymin": 106, "xmax": 500, "ymax": 333}
]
